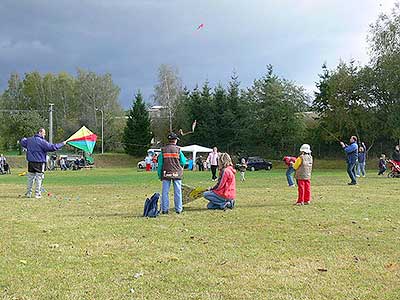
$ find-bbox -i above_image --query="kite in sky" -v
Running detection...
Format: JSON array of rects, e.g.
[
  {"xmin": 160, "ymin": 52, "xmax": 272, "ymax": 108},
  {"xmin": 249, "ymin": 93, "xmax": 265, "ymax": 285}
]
[
  {"xmin": 179, "ymin": 120, "xmax": 197, "ymax": 136},
  {"xmin": 66, "ymin": 126, "xmax": 97, "ymax": 154},
  {"xmin": 196, "ymin": 23, "xmax": 204, "ymax": 30}
]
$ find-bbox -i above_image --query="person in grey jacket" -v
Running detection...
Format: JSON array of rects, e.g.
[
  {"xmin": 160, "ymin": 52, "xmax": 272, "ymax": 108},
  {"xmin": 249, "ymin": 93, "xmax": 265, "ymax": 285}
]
[{"xmin": 20, "ymin": 128, "xmax": 66, "ymax": 198}]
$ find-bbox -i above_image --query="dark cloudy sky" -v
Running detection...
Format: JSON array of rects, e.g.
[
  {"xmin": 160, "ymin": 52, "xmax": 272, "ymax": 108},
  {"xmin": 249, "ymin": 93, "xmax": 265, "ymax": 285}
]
[{"xmin": 0, "ymin": 0, "xmax": 395, "ymax": 108}]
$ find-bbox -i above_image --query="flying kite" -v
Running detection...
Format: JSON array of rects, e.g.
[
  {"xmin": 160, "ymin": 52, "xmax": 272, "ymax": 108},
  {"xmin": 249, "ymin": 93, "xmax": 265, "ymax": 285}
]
[
  {"xmin": 179, "ymin": 120, "xmax": 197, "ymax": 136},
  {"xmin": 196, "ymin": 23, "xmax": 204, "ymax": 30},
  {"xmin": 66, "ymin": 126, "xmax": 97, "ymax": 154}
]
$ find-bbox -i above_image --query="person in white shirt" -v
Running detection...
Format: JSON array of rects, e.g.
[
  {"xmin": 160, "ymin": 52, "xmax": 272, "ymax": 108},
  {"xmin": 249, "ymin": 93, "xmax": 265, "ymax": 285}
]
[{"xmin": 207, "ymin": 147, "xmax": 219, "ymax": 181}]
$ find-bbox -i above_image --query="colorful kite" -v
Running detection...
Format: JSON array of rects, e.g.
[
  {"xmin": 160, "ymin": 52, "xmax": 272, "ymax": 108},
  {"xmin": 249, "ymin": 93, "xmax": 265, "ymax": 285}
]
[
  {"xmin": 182, "ymin": 184, "xmax": 206, "ymax": 204},
  {"xmin": 197, "ymin": 23, "xmax": 204, "ymax": 30},
  {"xmin": 66, "ymin": 126, "xmax": 97, "ymax": 154}
]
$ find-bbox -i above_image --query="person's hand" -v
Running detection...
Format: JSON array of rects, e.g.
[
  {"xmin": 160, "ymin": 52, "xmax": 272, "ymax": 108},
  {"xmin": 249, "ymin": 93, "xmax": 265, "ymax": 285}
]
[{"xmin": 340, "ymin": 141, "xmax": 345, "ymax": 147}]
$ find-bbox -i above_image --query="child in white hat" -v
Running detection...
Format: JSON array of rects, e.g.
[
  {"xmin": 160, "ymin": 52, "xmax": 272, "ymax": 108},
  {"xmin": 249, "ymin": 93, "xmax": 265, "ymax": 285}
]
[{"xmin": 293, "ymin": 144, "xmax": 313, "ymax": 205}]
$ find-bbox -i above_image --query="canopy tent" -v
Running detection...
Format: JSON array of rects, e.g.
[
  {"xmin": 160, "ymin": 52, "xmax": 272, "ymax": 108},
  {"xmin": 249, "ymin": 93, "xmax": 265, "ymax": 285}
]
[{"xmin": 180, "ymin": 144, "xmax": 212, "ymax": 170}]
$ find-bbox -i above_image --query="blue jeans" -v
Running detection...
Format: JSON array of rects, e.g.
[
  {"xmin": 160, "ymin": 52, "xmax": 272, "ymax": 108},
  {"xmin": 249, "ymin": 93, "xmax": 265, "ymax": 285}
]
[
  {"xmin": 286, "ymin": 166, "xmax": 295, "ymax": 186},
  {"xmin": 357, "ymin": 162, "xmax": 366, "ymax": 176},
  {"xmin": 203, "ymin": 191, "xmax": 233, "ymax": 210},
  {"xmin": 161, "ymin": 179, "xmax": 182, "ymax": 213},
  {"xmin": 347, "ymin": 162, "xmax": 357, "ymax": 183}
]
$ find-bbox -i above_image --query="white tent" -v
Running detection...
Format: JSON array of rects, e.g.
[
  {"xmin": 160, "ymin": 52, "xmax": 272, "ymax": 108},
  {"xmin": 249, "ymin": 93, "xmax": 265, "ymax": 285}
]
[{"xmin": 180, "ymin": 144, "xmax": 213, "ymax": 170}]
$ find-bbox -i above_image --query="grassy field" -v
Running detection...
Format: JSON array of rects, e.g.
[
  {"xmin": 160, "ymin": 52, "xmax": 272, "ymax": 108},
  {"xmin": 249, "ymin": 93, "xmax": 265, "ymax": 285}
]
[{"xmin": 1, "ymin": 167, "xmax": 400, "ymax": 300}]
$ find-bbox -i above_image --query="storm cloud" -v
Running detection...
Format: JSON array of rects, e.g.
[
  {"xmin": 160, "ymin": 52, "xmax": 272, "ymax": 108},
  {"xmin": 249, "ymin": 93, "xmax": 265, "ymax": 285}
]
[{"xmin": 0, "ymin": 0, "xmax": 395, "ymax": 107}]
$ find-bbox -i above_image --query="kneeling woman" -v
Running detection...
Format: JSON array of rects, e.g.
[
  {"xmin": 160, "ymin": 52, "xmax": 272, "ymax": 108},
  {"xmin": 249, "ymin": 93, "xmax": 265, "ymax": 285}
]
[{"xmin": 203, "ymin": 153, "xmax": 236, "ymax": 210}]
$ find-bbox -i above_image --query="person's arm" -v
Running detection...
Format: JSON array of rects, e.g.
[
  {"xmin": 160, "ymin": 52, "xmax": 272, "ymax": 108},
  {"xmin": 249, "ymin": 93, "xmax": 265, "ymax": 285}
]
[
  {"xmin": 293, "ymin": 157, "xmax": 302, "ymax": 170},
  {"xmin": 157, "ymin": 153, "xmax": 163, "ymax": 180},
  {"xmin": 343, "ymin": 143, "xmax": 357, "ymax": 154},
  {"xmin": 179, "ymin": 151, "xmax": 187, "ymax": 167},
  {"xmin": 40, "ymin": 139, "xmax": 66, "ymax": 152},
  {"xmin": 20, "ymin": 138, "xmax": 27, "ymax": 148}
]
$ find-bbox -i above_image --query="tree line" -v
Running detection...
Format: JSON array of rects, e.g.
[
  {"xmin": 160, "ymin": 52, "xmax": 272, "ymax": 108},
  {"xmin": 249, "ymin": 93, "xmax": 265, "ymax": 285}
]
[
  {"xmin": 0, "ymin": 69, "xmax": 124, "ymax": 152},
  {"xmin": 126, "ymin": 5, "xmax": 400, "ymax": 159},
  {"xmin": 2, "ymin": 4, "xmax": 400, "ymax": 159}
]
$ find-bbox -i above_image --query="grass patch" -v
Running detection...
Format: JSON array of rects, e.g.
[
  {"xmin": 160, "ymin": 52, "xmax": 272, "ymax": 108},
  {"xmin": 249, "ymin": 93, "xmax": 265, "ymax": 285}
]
[{"xmin": 1, "ymin": 168, "xmax": 400, "ymax": 299}]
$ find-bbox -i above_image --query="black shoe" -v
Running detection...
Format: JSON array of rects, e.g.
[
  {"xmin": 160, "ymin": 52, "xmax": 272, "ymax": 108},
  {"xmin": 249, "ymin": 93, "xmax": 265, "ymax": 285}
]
[
  {"xmin": 175, "ymin": 210, "xmax": 182, "ymax": 214},
  {"xmin": 348, "ymin": 182, "xmax": 357, "ymax": 185},
  {"xmin": 162, "ymin": 210, "xmax": 169, "ymax": 214},
  {"xmin": 225, "ymin": 200, "xmax": 234, "ymax": 209}
]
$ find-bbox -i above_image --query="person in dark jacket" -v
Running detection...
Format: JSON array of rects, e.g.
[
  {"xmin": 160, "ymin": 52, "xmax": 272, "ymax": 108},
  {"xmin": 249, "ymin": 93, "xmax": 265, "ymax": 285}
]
[
  {"xmin": 356, "ymin": 146, "xmax": 366, "ymax": 177},
  {"xmin": 392, "ymin": 145, "xmax": 400, "ymax": 164},
  {"xmin": 378, "ymin": 154, "xmax": 387, "ymax": 175},
  {"xmin": 20, "ymin": 128, "xmax": 66, "ymax": 198},
  {"xmin": 157, "ymin": 132, "xmax": 187, "ymax": 214},
  {"xmin": 340, "ymin": 136, "xmax": 358, "ymax": 185}
]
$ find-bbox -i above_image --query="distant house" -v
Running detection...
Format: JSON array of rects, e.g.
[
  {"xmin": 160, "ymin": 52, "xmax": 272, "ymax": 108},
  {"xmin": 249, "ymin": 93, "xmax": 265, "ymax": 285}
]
[{"xmin": 148, "ymin": 105, "xmax": 166, "ymax": 120}]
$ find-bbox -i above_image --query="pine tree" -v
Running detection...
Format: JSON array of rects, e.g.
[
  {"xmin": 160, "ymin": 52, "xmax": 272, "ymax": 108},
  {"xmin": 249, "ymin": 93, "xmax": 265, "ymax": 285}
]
[{"xmin": 123, "ymin": 92, "xmax": 152, "ymax": 156}]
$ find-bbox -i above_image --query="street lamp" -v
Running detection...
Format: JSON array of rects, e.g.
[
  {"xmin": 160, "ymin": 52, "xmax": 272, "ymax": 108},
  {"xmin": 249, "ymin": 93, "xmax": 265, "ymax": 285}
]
[{"xmin": 95, "ymin": 108, "xmax": 104, "ymax": 154}]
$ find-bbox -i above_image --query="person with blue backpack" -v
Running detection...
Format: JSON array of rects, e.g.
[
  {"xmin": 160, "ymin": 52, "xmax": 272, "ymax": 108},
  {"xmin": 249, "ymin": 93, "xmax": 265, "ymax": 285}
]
[
  {"xmin": 157, "ymin": 132, "xmax": 187, "ymax": 214},
  {"xmin": 340, "ymin": 135, "xmax": 358, "ymax": 185}
]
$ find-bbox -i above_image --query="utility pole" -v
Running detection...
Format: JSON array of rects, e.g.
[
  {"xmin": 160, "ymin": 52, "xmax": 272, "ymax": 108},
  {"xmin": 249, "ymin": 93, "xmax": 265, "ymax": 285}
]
[
  {"xmin": 164, "ymin": 75, "xmax": 172, "ymax": 132},
  {"xmin": 49, "ymin": 103, "xmax": 54, "ymax": 143},
  {"xmin": 96, "ymin": 108, "xmax": 104, "ymax": 154}
]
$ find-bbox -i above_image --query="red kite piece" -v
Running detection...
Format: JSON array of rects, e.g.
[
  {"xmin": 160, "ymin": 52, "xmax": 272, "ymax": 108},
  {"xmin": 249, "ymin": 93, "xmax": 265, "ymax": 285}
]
[{"xmin": 197, "ymin": 23, "xmax": 204, "ymax": 30}]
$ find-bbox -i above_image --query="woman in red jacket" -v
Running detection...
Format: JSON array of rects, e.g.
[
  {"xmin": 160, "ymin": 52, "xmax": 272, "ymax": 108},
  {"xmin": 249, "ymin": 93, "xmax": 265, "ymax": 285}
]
[{"xmin": 203, "ymin": 153, "xmax": 236, "ymax": 210}]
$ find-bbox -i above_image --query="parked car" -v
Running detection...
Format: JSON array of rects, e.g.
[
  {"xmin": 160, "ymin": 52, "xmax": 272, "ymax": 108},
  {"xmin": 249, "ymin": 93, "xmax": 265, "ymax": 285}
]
[{"xmin": 237, "ymin": 156, "xmax": 272, "ymax": 171}]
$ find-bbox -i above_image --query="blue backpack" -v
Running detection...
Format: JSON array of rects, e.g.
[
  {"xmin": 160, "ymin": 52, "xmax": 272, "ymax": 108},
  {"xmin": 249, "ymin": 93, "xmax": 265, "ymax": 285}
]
[{"xmin": 143, "ymin": 193, "xmax": 160, "ymax": 217}]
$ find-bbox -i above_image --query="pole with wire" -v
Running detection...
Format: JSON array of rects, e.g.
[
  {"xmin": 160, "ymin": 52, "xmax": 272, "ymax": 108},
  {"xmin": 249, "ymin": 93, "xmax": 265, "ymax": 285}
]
[
  {"xmin": 95, "ymin": 108, "xmax": 104, "ymax": 154},
  {"xmin": 49, "ymin": 103, "xmax": 54, "ymax": 144}
]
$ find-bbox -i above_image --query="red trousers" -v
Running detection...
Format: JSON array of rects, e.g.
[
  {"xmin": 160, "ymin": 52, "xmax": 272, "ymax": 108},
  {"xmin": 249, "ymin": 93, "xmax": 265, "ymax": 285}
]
[
  {"xmin": 146, "ymin": 163, "xmax": 151, "ymax": 171},
  {"xmin": 297, "ymin": 179, "xmax": 311, "ymax": 204}
]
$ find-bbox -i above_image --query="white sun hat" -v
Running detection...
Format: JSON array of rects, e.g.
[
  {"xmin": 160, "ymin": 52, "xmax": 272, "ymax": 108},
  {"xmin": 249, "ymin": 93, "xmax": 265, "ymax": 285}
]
[{"xmin": 299, "ymin": 144, "xmax": 312, "ymax": 154}]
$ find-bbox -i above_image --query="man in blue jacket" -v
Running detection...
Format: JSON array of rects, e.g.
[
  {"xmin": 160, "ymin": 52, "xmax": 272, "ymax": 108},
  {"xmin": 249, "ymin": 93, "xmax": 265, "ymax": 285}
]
[
  {"xmin": 20, "ymin": 128, "xmax": 66, "ymax": 198},
  {"xmin": 340, "ymin": 136, "xmax": 358, "ymax": 185}
]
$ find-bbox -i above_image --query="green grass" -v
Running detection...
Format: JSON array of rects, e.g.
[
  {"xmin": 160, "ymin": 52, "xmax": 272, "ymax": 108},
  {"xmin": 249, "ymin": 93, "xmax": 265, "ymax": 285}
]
[{"xmin": 1, "ymin": 167, "xmax": 400, "ymax": 300}]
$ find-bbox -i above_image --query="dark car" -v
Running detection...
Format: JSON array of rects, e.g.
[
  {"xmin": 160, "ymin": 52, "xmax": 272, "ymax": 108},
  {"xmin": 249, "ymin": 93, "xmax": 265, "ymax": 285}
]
[{"xmin": 237, "ymin": 156, "xmax": 273, "ymax": 171}]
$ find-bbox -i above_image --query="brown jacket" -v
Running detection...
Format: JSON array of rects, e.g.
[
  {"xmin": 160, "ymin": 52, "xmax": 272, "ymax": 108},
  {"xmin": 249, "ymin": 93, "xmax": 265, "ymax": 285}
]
[
  {"xmin": 295, "ymin": 154, "xmax": 313, "ymax": 180},
  {"xmin": 161, "ymin": 144, "xmax": 184, "ymax": 180}
]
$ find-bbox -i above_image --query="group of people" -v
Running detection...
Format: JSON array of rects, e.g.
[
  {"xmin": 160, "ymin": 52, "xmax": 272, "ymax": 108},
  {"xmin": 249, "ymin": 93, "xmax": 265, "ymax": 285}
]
[
  {"xmin": 283, "ymin": 145, "xmax": 313, "ymax": 205},
  {"xmin": 156, "ymin": 133, "xmax": 236, "ymax": 213},
  {"xmin": 17, "ymin": 127, "xmax": 400, "ymax": 211},
  {"xmin": 378, "ymin": 145, "xmax": 400, "ymax": 176},
  {"xmin": 144, "ymin": 153, "xmax": 159, "ymax": 172}
]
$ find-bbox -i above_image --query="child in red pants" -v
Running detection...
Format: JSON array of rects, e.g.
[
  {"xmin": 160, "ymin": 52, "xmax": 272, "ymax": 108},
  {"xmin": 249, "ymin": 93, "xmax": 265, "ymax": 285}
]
[{"xmin": 293, "ymin": 144, "xmax": 313, "ymax": 205}]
